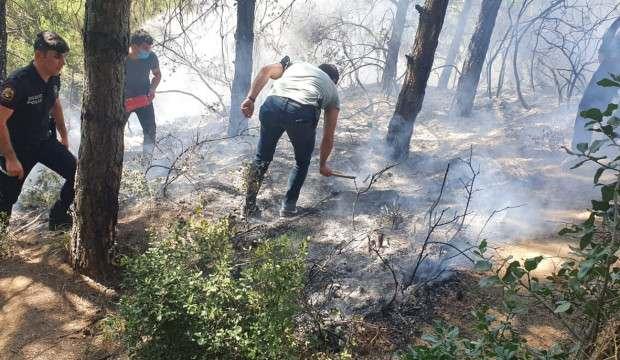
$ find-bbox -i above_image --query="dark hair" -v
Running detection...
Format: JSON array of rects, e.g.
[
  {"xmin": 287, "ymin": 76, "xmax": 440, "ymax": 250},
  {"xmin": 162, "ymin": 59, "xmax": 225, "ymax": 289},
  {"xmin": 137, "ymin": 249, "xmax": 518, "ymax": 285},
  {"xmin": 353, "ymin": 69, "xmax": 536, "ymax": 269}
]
[
  {"xmin": 34, "ymin": 31, "xmax": 69, "ymax": 54},
  {"xmin": 130, "ymin": 29, "xmax": 154, "ymax": 46},
  {"xmin": 318, "ymin": 63, "xmax": 339, "ymax": 84}
]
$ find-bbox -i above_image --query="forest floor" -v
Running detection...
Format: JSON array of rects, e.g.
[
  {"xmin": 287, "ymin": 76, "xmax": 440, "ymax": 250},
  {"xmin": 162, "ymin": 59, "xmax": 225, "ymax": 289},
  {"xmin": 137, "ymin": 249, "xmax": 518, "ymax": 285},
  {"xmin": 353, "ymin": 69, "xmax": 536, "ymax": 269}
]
[{"xmin": 0, "ymin": 85, "xmax": 597, "ymax": 359}]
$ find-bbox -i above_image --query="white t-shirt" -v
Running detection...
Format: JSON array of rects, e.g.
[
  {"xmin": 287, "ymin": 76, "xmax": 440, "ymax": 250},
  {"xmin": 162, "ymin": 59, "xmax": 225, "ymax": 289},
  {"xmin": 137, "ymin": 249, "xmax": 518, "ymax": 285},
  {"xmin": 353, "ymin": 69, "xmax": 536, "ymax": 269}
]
[{"xmin": 269, "ymin": 62, "xmax": 340, "ymax": 110}]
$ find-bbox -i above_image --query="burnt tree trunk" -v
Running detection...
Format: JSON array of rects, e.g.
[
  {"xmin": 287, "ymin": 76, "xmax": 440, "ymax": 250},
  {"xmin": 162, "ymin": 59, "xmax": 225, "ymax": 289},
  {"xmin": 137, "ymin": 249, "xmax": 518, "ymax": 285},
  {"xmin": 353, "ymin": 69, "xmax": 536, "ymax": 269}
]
[
  {"xmin": 71, "ymin": 0, "xmax": 130, "ymax": 281},
  {"xmin": 381, "ymin": 0, "xmax": 410, "ymax": 96},
  {"xmin": 228, "ymin": 0, "xmax": 256, "ymax": 136},
  {"xmin": 453, "ymin": 0, "xmax": 501, "ymax": 117},
  {"xmin": 0, "ymin": 0, "xmax": 6, "ymax": 80},
  {"xmin": 385, "ymin": 0, "xmax": 449, "ymax": 160},
  {"xmin": 437, "ymin": 0, "xmax": 473, "ymax": 89}
]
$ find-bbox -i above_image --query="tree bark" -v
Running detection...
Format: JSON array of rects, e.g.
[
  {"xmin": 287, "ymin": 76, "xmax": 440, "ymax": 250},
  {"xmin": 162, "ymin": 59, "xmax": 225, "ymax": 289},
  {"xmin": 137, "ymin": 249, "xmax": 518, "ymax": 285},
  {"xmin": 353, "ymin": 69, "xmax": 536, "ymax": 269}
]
[
  {"xmin": 71, "ymin": 0, "xmax": 130, "ymax": 281},
  {"xmin": 385, "ymin": 0, "xmax": 449, "ymax": 160},
  {"xmin": 0, "ymin": 0, "xmax": 7, "ymax": 80},
  {"xmin": 437, "ymin": 0, "xmax": 473, "ymax": 89},
  {"xmin": 453, "ymin": 0, "xmax": 501, "ymax": 117},
  {"xmin": 381, "ymin": 0, "xmax": 410, "ymax": 96},
  {"xmin": 228, "ymin": 0, "xmax": 256, "ymax": 136}
]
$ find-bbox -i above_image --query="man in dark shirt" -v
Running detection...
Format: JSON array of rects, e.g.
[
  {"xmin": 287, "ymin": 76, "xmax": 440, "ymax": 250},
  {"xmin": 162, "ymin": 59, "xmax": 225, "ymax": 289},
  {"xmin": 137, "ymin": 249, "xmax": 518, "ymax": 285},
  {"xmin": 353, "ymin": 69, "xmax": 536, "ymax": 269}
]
[
  {"xmin": 125, "ymin": 29, "xmax": 162, "ymax": 159},
  {"xmin": 0, "ymin": 31, "xmax": 75, "ymax": 232},
  {"xmin": 572, "ymin": 17, "xmax": 620, "ymax": 150}
]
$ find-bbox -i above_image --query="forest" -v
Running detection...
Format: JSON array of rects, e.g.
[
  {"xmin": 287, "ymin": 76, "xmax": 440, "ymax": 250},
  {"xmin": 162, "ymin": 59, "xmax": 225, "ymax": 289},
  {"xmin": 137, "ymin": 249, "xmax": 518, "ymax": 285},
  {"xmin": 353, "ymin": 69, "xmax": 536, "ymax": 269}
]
[{"xmin": 0, "ymin": 0, "xmax": 619, "ymax": 359}]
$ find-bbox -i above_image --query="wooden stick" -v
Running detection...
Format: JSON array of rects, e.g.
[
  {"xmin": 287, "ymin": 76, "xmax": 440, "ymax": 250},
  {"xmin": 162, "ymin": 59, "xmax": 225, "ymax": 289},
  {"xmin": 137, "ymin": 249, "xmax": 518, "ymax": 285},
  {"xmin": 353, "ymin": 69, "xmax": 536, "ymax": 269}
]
[{"xmin": 331, "ymin": 172, "xmax": 356, "ymax": 179}]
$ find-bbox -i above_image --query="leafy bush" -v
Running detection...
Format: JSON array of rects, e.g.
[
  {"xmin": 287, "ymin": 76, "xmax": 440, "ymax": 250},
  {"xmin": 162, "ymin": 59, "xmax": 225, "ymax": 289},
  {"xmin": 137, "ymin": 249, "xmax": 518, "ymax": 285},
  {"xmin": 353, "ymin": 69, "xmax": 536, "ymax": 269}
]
[
  {"xmin": 120, "ymin": 166, "xmax": 154, "ymax": 202},
  {"xmin": 113, "ymin": 216, "xmax": 308, "ymax": 359},
  {"xmin": 405, "ymin": 75, "xmax": 620, "ymax": 359}
]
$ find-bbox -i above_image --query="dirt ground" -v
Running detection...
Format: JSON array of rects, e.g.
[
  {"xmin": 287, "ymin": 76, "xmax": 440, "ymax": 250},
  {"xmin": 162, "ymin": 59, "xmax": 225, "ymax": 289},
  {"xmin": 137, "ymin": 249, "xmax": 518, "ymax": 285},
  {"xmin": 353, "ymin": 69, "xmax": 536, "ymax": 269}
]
[{"xmin": 0, "ymin": 85, "xmax": 592, "ymax": 358}]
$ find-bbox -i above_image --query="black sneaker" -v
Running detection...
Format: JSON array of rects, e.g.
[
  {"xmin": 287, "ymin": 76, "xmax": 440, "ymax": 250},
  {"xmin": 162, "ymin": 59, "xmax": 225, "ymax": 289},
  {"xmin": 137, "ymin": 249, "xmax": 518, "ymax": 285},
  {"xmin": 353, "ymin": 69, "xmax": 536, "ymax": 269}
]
[{"xmin": 279, "ymin": 201, "xmax": 298, "ymax": 218}]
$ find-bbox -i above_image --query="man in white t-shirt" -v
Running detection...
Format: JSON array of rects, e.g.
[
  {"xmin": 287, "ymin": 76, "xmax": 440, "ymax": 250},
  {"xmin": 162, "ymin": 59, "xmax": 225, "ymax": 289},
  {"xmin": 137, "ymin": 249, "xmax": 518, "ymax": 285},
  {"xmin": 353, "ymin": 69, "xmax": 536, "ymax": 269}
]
[{"xmin": 240, "ymin": 57, "xmax": 340, "ymax": 217}]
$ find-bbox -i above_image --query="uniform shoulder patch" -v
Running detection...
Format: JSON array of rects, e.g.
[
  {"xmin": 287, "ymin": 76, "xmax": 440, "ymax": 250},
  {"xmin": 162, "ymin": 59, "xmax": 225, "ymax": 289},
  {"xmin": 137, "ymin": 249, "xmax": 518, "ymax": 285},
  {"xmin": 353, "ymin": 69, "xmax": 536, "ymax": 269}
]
[{"xmin": 1, "ymin": 86, "xmax": 15, "ymax": 102}]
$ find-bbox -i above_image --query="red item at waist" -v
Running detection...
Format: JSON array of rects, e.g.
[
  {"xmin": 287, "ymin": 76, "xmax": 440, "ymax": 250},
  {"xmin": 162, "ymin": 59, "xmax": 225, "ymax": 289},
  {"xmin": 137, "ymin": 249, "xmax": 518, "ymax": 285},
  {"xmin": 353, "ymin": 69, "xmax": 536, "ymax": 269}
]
[{"xmin": 125, "ymin": 95, "xmax": 151, "ymax": 112}]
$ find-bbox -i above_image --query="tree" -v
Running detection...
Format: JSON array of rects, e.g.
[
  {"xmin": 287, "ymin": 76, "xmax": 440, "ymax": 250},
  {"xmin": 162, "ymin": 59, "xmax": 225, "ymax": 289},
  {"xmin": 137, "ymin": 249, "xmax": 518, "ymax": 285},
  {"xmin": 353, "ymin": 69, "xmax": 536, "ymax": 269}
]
[
  {"xmin": 381, "ymin": 0, "xmax": 410, "ymax": 96},
  {"xmin": 453, "ymin": 0, "xmax": 501, "ymax": 117},
  {"xmin": 71, "ymin": 0, "xmax": 130, "ymax": 281},
  {"xmin": 437, "ymin": 0, "xmax": 472, "ymax": 89},
  {"xmin": 385, "ymin": 0, "xmax": 449, "ymax": 160},
  {"xmin": 228, "ymin": 0, "xmax": 256, "ymax": 136},
  {"xmin": 0, "ymin": 0, "xmax": 6, "ymax": 80}
]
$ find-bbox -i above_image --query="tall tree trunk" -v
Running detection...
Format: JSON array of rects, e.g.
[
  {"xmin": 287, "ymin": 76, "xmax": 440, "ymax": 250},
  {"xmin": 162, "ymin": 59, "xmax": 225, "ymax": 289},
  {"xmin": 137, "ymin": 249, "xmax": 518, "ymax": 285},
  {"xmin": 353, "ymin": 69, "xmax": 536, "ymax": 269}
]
[
  {"xmin": 437, "ymin": 0, "xmax": 473, "ymax": 89},
  {"xmin": 381, "ymin": 0, "xmax": 410, "ymax": 96},
  {"xmin": 453, "ymin": 0, "xmax": 501, "ymax": 117},
  {"xmin": 71, "ymin": 0, "xmax": 130, "ymax": 281},
  {"xmin": 0, "ymin": 0, "xmax": 6, "ymax": 80},
  {"xmin": 228, "ymin": 0, "xmax": 256, "ymax": 136},
  {"xmin": 385, "ymin": 0, "xmax": 449, "ymax": 160}
]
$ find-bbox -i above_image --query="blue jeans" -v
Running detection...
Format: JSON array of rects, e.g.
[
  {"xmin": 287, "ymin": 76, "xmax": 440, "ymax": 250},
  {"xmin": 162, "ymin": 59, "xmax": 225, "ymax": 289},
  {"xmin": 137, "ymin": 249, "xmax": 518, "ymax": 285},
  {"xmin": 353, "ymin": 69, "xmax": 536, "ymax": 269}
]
[{"xmin": 254, "ymin": 96, "xmax": 319, "ymax": 205}]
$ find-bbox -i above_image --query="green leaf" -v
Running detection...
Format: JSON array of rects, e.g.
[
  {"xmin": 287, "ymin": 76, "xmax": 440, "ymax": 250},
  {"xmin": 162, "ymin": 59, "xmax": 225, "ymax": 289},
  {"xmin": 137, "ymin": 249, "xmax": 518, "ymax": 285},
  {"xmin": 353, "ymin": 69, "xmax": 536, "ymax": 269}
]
[
  {"xmin": 603, "ymin": 103, "xmax": 619, "ymax": 117},
  {"xmin": 601, "ymin": 183, "xmax": 616, "ymax": 203},
  {"xmin": 583, "ymin": 212, "xmax": 595, "ymax": 227},
  {"xmin": 579, "ymin": 231, "xmax": 593, "ymax": 250},
  {"xmin": 576, "ymin": 142, "xmax": 589, "ymax": 153},
  {"xmin": 589, "ymin": 139, "xmax": 608, "ymax": 153},
  {"xmin": 554, "ymin": 301, "xmax": 571, "ymax": 314},
  {"xmin": 502, "ymin": 261, "xmax": 526, "ymax": 282},
  {"xmin": 596, "ymin": 78, "xmax": 620, "ymax": 87},
  {"xmin": 594, "ymin": 167, "xmax": 606, "ymax": 184},
  {"xmin": 474, "ymin": 260, "xmax": 492, "ymax": 272},
  {"xmin": 578, "ymin": 259, "xmax": 596, "ymax": 280},
  {"xmin": 478, "ymin": 239, "xmax": 488, "ymax": 254},
  {"xmin": 580, "ymin": 109, "xmax": 603, "ymax": 121},
  {"xmin": 559, "ymin": 227, "xmax": 580, "ymax": 236},
  {"xmin": 592, "ymin": 200, "xmax": 610, "ymax": 212},
  {"xmin": 524, "ymin": 256, "xmax": 544, "ymax": 271},
  {"xmin": 608, "ymin": 116, "xmax": 620, "ymax": 127}
]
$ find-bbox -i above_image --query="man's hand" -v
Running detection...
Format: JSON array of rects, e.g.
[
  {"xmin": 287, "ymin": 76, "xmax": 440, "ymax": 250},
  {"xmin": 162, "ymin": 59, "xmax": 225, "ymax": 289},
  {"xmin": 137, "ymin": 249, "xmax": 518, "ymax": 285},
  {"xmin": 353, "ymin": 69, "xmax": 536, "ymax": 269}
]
[
  {"xmin": 319, "ymin": 164, "xmax": 334, "ymax": 177},
  {"xmin": 148, "ymin": 88, "xmax": 156, "ymax": 102},
  {"xmin": 4, "ymin": 157, "xmax": 24, "ymax": 179},
  {"xmin": 241, "ymin": 98, "xmax": 254, "ymax": 118},
  {"xmin": 60, "ymin": 136, "xmax": 69, "ymax": 148}
]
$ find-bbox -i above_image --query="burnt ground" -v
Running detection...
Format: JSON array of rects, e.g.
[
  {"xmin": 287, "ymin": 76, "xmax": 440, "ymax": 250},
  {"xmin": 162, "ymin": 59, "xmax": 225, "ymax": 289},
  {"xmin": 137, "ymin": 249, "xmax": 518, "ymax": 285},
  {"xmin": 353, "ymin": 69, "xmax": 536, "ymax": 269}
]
[{"xmin": 0, "ymin": 85, "xmax": 593, "ymax": 359}]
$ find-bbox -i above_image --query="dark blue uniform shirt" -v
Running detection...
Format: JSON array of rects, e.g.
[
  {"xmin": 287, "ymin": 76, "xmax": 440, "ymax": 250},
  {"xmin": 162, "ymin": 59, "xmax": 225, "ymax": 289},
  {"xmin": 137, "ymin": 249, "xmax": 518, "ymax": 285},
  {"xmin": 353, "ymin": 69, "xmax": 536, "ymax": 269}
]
[{"xmin": 0, "ymin": 62, "xmax": 60, "ymax": 151}]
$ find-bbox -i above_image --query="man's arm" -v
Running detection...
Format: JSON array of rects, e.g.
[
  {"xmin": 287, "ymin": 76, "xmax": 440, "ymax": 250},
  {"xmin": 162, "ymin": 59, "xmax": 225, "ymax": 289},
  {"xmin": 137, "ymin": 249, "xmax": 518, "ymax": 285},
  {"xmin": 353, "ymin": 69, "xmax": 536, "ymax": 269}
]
[
  {"xmin": 0, "ymin": 105, "xmax": 23, "ymax": 179},
  {"xmin": 148, "ymin": 67, "xmax": 162, "ymax": 100},
  {"xmin": 240, "ymin": 63, "xmax": 285, "ymax": 118},
  {"xmin": 51, "ymin": 98, "xmax": 69, "ymax": 147},
  {"xmin": 319, "ymin": 107, "xmax": 339, "ymax": 177}
]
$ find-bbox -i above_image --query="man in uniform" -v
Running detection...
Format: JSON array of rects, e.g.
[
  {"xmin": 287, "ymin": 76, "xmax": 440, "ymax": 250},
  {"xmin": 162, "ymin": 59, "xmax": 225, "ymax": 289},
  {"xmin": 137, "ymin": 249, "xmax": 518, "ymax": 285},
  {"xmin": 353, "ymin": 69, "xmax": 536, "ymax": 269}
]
[
  {"xmin": 125, "ymin": 29, "xmax": 162, "ymax": 158},
  {"xmin": 0, "ymin": 31, "xmax": 75, "ymax": 232},
  {"xmin": 572, "ymin": 17, "xmax": 620, "ymax": 150},
  {"xmin": 240, "ymin": 57, "xmax": 340, "ymax": 217}
]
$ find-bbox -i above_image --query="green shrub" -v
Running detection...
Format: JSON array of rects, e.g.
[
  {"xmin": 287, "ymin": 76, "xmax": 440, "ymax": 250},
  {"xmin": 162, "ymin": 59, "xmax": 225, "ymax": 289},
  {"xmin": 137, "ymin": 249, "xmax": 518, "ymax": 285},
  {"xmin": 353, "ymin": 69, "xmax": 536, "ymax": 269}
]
[
  {"xmin": 120, "ymin": 167, "xmax": 153, "ymax": 202},
  {"xmin": 114, "ymin": 216, "xmax": 308, "ymax": 359},
  {"xmin": 405, "ymin": 76, "xmax": 620, "ymax": 360}
]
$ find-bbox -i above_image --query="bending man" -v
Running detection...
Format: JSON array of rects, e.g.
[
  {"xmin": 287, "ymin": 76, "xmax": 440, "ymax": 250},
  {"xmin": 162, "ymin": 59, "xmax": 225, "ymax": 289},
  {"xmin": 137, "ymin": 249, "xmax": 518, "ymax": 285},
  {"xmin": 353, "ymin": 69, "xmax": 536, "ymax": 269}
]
[{"xmin": 240, "ymin": 57, "xmax": 340, "ymax": 217}]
